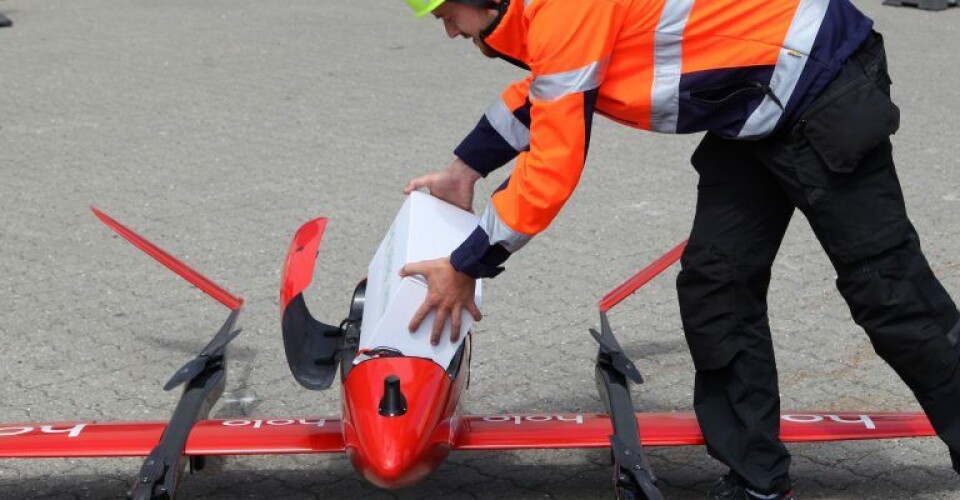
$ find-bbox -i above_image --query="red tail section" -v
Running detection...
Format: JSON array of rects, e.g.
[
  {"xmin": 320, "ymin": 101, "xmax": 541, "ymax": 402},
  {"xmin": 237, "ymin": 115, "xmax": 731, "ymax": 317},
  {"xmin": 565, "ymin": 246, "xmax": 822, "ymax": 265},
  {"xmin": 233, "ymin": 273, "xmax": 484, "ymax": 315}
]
[
  {"xmin": 91, "ymin": 207, "xmax": 243, "ymax": 310},
  {"xmin": 279, "ymin": 218, "xmax": 327, "ymax": 311}
]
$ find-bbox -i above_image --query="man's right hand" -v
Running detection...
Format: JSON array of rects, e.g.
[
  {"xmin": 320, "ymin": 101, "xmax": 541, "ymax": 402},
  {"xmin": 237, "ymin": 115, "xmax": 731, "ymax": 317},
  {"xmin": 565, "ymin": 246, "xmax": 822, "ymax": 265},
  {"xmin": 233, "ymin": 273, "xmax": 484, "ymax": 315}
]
[{"xmin": 404, "ymin": 158, "xmax": 482, "ymax": 212}]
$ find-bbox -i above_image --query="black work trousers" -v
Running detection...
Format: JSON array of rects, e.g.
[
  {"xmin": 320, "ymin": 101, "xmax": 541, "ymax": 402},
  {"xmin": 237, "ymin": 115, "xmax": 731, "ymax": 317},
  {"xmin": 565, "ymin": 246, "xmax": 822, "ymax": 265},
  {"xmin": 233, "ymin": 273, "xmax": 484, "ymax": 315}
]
[{"xmin": 677, "ymin": 32, "xmax": 960, "ymax": 494}]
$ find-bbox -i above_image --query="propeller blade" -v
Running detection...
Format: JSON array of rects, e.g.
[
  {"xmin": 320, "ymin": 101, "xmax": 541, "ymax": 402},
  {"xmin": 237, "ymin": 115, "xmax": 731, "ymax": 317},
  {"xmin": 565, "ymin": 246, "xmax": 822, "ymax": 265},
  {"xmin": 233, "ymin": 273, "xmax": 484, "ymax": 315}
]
[
  {"xmin": 163, "ymin": 358, "xmax": 208, "ymax": 392},
  {"xmin": 591, "ymin": 312, "xmax": 643, "ymax": 385},
  {"xmin": 163, "ymin": 310, "xmax": 243, "ymax": 391},
  {"xmin": 200, "ymin": 309, "xmax": 242, "ymax": 356}
]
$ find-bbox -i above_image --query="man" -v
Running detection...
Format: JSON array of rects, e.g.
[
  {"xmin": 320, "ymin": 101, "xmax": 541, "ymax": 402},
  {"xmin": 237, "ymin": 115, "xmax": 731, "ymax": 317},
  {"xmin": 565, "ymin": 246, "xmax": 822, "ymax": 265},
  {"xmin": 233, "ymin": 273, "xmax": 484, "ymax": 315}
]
[{"xmin": 397, "ymin": 0, "xmax": 960, "ymax": 498}]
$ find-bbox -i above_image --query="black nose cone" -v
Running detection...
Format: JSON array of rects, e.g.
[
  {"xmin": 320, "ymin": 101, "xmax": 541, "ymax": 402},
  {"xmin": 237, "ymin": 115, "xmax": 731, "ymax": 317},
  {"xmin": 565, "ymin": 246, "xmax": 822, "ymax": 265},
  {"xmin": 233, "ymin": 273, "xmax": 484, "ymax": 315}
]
[{"xmin": 378, "ymin": 375, "xmax": 408, "ymax": 417}]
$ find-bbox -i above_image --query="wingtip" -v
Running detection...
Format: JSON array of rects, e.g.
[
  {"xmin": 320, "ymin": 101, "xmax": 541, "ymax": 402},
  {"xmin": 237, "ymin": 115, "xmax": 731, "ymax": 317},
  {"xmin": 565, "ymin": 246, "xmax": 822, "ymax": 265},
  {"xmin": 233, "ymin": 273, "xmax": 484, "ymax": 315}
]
[{"xmin": 90, "ymin": 206, "xmax": 106, "ymax": 220}]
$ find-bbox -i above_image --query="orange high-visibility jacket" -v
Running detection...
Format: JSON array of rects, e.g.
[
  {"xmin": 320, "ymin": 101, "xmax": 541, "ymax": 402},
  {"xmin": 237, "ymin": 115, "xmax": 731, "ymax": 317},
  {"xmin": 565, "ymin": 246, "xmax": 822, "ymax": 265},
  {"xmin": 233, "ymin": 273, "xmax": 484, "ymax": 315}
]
[{"xmin": 450, "ymin": 0, "xmax": 873, "ymax": 278}]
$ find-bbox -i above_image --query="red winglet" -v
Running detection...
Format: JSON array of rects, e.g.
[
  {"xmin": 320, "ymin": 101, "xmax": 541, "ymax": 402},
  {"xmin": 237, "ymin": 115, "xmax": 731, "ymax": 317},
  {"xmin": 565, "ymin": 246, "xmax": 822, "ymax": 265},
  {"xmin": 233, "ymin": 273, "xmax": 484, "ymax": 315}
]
[
  {"xmin": 91, "ymin": 207, "xmax": 243, "ymax": 311},
  {"xmin": 280, "ymin": 218, "xmax": 327, "ymax": 311},
  {"xmin": 599, "ymin": 240, "xmax": 687, "ymax": 313}
]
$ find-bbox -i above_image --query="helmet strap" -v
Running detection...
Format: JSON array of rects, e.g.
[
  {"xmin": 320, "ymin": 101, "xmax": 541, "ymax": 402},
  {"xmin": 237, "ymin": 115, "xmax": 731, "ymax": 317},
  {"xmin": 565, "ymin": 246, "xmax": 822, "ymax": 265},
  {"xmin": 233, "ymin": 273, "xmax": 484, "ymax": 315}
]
[{"xmin": 479, "ymin": 0, "xmax": 510, "ymax": 40}]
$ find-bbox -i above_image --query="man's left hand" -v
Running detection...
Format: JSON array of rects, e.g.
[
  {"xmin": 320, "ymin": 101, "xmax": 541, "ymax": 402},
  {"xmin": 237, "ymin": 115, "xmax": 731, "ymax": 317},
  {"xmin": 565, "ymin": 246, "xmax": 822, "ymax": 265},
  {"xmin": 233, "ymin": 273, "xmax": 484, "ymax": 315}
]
[{"xmin": 400, "ymin": 258, "xmax": 481, "ymax": 345}]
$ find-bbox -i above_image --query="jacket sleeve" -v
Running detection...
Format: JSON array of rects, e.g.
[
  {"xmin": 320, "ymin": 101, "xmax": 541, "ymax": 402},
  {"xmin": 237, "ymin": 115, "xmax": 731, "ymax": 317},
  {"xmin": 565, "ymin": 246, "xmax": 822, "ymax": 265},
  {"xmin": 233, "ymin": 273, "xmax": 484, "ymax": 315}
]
[
  {"xmin": 454, "ymin": 77, "xmax": 533, "ymax": 177},
  {"xmin": 451, "ymin": 0, "xmax": 623, "ymax": 279}
]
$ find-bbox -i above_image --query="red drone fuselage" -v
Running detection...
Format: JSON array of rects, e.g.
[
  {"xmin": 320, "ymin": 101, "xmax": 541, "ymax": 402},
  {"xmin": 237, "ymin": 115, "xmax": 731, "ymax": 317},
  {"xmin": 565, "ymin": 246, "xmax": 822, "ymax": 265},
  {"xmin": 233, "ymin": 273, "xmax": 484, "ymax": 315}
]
[{"xmin": 341, "ymin": 354, "xmax": 468, "ymax": 488}]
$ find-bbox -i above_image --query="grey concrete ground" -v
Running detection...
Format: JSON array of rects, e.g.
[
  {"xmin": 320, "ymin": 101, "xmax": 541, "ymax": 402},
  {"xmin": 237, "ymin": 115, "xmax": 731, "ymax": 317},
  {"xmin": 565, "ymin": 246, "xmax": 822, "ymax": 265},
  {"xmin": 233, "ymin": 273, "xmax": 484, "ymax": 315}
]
[{"xmin": 1, "ymin": 0, "xmax": 959, "ymax": 498}]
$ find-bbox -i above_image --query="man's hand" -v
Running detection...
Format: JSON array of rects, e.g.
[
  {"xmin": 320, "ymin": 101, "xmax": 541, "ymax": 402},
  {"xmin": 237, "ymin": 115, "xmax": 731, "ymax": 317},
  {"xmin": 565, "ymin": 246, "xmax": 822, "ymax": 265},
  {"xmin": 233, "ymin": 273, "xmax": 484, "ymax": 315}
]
[
  {"xmin": 400, "ymin": 257, "xmax": 482, "ymax": 345},
  {"xmin": 404, "ymin": 158, "xmax": 482, "ymax": 212}
]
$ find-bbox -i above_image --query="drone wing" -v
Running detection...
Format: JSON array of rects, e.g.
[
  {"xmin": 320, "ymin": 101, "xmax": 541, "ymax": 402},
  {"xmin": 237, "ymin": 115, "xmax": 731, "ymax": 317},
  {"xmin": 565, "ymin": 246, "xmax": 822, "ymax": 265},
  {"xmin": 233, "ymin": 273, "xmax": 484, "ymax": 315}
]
[
  {"xmin": 452, "ymin": 411, "xmax": 935, "ymax": 450},
  {"xmin": 0, "ymin": 419, "xmax": 345, "ymax": 458}
]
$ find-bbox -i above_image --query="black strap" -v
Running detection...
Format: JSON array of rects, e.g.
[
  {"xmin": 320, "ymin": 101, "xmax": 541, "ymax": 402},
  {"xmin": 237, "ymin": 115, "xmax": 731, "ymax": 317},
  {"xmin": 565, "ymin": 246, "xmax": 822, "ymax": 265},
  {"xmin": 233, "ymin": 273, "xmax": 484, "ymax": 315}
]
[{"xmin": 480, "ymin": 0, "xmax": 510, "ymax": 40}]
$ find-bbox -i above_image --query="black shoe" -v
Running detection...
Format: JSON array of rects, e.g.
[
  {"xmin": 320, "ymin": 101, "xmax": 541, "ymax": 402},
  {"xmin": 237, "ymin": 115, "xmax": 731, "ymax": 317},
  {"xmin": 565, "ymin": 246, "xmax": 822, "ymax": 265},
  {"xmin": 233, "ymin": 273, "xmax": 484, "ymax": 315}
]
[
  {"xmin": 708, "ymin": 474, "xmax": 745, "ymax": 500},
  {"xmin": 743, "ymin": 488, "xmax": 795, "ymax": 500},
  {"xmin": 0, "ymin": 14, "xmax": 12, "ymax": 28},
  {"xmin": 708, "ymin": 474, "xmax": 796, "ymax": 500}
]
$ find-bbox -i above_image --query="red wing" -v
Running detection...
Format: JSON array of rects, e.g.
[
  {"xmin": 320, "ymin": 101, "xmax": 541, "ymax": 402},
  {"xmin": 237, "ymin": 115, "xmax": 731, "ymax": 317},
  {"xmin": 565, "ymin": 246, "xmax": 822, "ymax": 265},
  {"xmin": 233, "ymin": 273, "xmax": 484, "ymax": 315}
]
[
  {"xmin": 0, "ymin": 412, "xmax": 934, "ymax": 457},
  {"xmin": 0, "ymin": 419, "xmax": 344, "ymax": 458},
  {"xmin": 453, "ymin": 411, "xmax": 935, "ymax": 450}
]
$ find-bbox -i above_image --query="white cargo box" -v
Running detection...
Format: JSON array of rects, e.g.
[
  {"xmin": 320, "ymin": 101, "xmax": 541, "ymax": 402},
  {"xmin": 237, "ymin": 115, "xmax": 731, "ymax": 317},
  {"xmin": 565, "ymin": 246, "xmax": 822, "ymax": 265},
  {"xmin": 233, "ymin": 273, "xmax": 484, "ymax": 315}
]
[{"xmin": 358, "ymin": 191, "xmax": 482, "ymax": 368}]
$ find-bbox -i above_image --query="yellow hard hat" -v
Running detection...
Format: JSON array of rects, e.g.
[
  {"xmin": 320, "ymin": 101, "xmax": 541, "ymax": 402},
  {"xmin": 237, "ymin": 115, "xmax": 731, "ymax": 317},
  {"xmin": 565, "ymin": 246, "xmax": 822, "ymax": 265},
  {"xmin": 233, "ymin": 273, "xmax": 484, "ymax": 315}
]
[
  {"xmin": 404, "ymin": 0, "xmax": 446, "ymax": 17},
  {"xmin": 404, "ymin": 0, "xmax": 492, "ymax": 18}
]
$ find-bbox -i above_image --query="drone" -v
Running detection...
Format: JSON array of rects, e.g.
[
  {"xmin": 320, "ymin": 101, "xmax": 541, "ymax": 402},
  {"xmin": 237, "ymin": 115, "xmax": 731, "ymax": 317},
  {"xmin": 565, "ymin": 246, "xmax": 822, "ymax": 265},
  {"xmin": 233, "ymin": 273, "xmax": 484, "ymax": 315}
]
[{"xmin": 0, "ymin": 208, "xmax": 936, "ymax": 499}]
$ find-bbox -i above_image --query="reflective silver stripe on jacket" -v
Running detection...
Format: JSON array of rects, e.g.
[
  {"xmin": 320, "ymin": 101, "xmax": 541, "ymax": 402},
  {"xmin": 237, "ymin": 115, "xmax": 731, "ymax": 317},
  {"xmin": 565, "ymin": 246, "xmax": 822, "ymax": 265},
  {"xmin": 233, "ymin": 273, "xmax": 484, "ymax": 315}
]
[
  {"xmin": 485, "ymin": 98, "xmax": 530, "ymax": 151},
  {"xmin": 530, "ymin": 59, "xmax": 608, "ymax": 102},
  {"xmin": 480, "ymin": 203, "xmax": 532, "ymax": 253},
  {"xmin": 649, "ymin": 0, "xmax": 695, "ymax": 133},
  {"xmin": 738, "ymin": 0, "xmax": 829, "ymax": 138}
]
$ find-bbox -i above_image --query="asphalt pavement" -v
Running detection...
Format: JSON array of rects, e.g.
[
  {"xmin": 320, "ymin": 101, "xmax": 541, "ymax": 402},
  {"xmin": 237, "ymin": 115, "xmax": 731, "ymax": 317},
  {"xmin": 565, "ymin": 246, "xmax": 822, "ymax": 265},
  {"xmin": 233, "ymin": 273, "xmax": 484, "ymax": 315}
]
[{"xmin": 1, "ymin": 0, "xmax": 959, "ymax": 498}]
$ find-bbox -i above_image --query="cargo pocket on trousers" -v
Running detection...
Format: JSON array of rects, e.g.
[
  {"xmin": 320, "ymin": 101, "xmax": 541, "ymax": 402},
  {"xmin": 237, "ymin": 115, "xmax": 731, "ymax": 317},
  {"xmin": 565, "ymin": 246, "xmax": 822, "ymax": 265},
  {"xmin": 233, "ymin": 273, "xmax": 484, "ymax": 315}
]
[
  {"xmin": 785, "ymin": 72, "xmax": 910, "ymax": 263},
  {"xmin": 796, "ymin": 76, "xmax": 900, "ymax": 176},
  {"xmin": 789, "ymin": 152, "xmax": 910, "ymax": 263},
  {"xmin": 677, "ymin": 244, "xmax": 741, "ymax": 371}
]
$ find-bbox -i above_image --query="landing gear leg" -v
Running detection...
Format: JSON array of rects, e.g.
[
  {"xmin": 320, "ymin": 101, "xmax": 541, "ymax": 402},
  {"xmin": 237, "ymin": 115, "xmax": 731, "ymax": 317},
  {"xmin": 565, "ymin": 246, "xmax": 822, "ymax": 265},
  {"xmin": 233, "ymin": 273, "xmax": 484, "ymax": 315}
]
[{"xmin": 591, "ymin": 311, "xmax": 662, "ymax": 500}]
